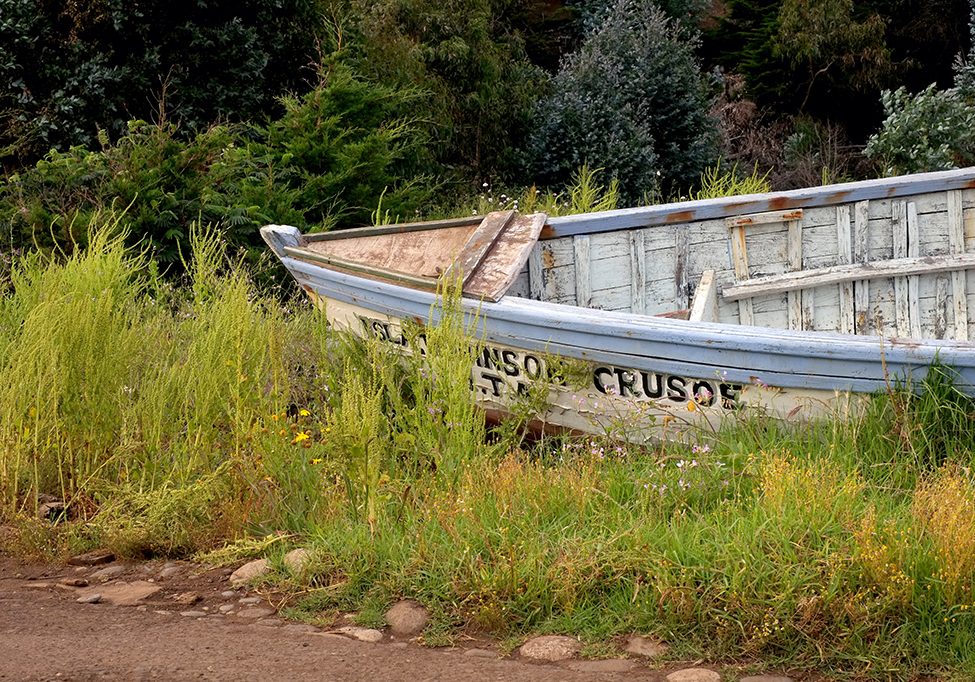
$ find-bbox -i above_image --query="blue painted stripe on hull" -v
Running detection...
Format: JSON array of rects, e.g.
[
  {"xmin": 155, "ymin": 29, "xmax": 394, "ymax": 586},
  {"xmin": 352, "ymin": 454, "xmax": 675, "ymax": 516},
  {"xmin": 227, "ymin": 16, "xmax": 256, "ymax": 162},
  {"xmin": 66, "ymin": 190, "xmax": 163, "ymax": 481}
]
[
  {"xmin": 284, "ymin": 258, "xmax": 975, "ymax": 393},
  {"xmin": 544, "ymin": 167, "xmax": 975, "ymax": 238}
]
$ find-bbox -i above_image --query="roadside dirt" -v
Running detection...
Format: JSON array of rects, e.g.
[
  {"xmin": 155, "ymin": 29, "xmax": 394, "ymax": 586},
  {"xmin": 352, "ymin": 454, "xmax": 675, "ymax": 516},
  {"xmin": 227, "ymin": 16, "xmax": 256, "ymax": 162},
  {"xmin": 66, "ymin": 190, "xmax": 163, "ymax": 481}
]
[{"xmin": 0, "ymin": 557, "xmax": 699, "ymax": 682}]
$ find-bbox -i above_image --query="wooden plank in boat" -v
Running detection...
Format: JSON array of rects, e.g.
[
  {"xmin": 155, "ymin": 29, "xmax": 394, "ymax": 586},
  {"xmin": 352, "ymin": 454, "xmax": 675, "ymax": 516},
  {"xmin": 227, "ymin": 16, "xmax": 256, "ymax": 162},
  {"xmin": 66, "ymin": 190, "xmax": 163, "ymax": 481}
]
[
  {"xmin": 726, "ymin": 209, "xmax": 804, "ymax": 227},
  {"xmin": 463, "ymin": 212, "xmax": 547, "ymax": 302},
  {"xmin": 853, "ymin": 201, "xmax": 871, "ymax": 334},
  {"xmin": 837, "ymin": 206, "xmax": 855, "ymax": 334},
  {"xmin": 446, "ymin": 210, "xmax": 515, "ymax": 284},
  {"xmin": 722, "ymin": 253, "xmax": 975, "ymax": 301},
  {"xmin": 730, "ymin": 226, "xmax": 754, "ymax": 325},
  {"xmin": 948, "ymin": 189, "xmax": 970, "ymax": 340},
  {"xmin": 689, "ymin": 270, "xmax": 718, "ymax": 322},
  {"xmin": 574, "ymin": 236, "xmax": 592, "ymax": 307}
]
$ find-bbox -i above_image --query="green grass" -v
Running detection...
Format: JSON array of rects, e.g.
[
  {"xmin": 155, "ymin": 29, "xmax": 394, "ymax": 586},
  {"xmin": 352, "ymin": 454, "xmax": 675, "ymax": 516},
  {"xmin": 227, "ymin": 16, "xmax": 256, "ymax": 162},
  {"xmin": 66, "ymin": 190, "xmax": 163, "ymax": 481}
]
[{"xmin": 2, "ymin": 217, "xmax": 975, "ymax": 679}]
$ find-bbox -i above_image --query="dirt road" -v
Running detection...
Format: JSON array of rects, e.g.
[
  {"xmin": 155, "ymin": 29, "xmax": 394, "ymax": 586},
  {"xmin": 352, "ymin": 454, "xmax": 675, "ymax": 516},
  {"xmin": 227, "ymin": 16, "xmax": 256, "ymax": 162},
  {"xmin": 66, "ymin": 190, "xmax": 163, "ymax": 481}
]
[{"xmin": 0, "ymin": 558, "xmax": 686, "ymax": 682}]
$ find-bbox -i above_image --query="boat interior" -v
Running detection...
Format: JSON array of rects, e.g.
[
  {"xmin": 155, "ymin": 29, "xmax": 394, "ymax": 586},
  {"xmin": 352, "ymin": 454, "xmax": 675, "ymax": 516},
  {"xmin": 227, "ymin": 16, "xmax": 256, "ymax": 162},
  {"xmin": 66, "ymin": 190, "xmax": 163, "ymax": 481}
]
[{"xmin": 284, "ymin": 172, "xmax": 975, "ymax": 343}]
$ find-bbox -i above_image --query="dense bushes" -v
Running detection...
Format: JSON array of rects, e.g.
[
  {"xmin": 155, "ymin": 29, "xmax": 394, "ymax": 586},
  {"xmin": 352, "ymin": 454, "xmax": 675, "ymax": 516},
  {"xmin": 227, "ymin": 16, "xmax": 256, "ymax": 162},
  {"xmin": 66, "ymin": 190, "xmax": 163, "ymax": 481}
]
[
  {"xmin": 0, "ymin": 66, "xmax": 433, "ymax": 266},
  {"xmin": 0, "ymin": 0, "xmax": 326, "ymax": 168},
  {"xmin": 524, "ymin": 0, "xmax": 718, "ymax": 203}
]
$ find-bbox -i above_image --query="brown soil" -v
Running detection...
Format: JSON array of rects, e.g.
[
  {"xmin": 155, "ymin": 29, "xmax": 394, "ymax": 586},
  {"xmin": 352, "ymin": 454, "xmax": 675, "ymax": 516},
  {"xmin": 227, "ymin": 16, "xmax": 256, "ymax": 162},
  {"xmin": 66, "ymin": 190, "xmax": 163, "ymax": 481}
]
[{"xmin": 0, "ymin": 557, "xmax": 680, "ymax": 682}]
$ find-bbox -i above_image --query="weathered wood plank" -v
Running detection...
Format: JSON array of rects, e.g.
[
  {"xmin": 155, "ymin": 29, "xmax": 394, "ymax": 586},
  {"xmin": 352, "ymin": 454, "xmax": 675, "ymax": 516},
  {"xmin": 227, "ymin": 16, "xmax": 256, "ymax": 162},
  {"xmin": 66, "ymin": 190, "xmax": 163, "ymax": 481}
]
[
  {"xmin": 463, "ymin": 212, "xmax": 547, "ymax": 302},
  {"xmin": 949, "ymin": 189, "xmax": 970, "ymax": 340},
  {"xmin": 629, "ymin": 231, "xmax": 647, "ymax": 314},
  {"xmin": 260, "ymin": 225, "xmax": 303, "ymax": 257},
  {"xmin": 906, "ymin": 202, "xmax": 922, "ymax": 337},
  {"xmin": 787, "ymin": 218, "xmax": 803, "ymax": 330},
  {"xmin": 528, "ymin": 248, "xmax": 544, "ymax": 300},
  {"xmin": 853, "ymin": 200, "xmax": 871, "ymax": 334},
  {"xmin": 447, "ymin": 210, "xmax": 515, "ymax": 284},
  {"xmin": 730, "ymin": 225, "xmax": 754, "ymax": 325},
  {"xmin": 574, "ymin": 235, "xmax": 592, "ymax": 308},
  {"xmin": 725, "ymin": 209, "xmax": 804, "ymax": 227},
  {"xmin": 836, "ymin": 206, "xmax": 854, "ymax": 334},
  {"xmin": 936, "ymin": 275, "xmax": 950, "ymax": 339},
  {"xmin": 892, "ymin": 201, "xmax": 911, "ymax": 337},
  {"xmin": 722, "ymin": 252, "xmax": 975, "ymax": 300},
  {"xmin": 304, "ymin": 215, "xmax": 482, "ymax": 242},
  {"xmin": 675, "ymin": 225, "xmax": 690, "ymax": 309},
  {"xmin": 689, "ymin": 270, "xmax": 718, "ymax": 322}
]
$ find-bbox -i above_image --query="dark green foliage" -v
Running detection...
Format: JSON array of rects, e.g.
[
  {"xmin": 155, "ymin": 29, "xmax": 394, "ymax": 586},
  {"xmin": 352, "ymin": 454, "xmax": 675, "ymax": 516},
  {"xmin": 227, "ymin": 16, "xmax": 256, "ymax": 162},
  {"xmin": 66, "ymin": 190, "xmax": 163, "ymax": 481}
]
[
  {"xmin": 524, "ymin": 0, "xmax": 718, "ymax": 204},
  {"xmin": 336, "ymin": 0, "xmax": 545, "ymax": 176},
  {"xmin": 1, "ymin": 67, "xmax": 433, "ymax": 268},
  {"xmin": 0, "ymin": 0, "xmax": 326, "ymax": 168}
]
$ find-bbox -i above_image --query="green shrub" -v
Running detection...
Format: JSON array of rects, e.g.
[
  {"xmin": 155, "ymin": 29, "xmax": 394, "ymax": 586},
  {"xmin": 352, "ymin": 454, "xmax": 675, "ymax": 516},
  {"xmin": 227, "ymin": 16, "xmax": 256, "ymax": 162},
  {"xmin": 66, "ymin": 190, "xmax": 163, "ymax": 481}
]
[
  {"xmin": 864, "ymin": 84, "xmax": 975, "ymax": 175},
  {"xmin": 0, "ymin": 66, "xmax": 434, "ymax": 267},
  {"xmin": 523, "ymin": 0, "xmax": 718, "ymax": 204}
]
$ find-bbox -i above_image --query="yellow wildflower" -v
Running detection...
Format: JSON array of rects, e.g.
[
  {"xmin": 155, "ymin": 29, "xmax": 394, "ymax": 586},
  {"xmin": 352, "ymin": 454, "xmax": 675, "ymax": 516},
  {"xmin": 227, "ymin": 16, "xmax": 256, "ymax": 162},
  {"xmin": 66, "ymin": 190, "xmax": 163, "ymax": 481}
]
[
  {"xmin": 299, "ymin": 408, "xmax": 311, "ymax": 417},
  {"xmin": 292, "ymin": 431, "xmax": 310, "ymax": 444}
]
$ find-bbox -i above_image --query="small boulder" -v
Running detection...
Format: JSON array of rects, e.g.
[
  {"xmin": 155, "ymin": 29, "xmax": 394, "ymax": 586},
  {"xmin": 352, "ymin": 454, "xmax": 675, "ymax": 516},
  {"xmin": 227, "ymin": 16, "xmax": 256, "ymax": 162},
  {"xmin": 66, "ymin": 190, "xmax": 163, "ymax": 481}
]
[
  {"xmin": 76, "ymin": 593, "xmax": 102, "ymax": 604},
  {"xmin": 68, "ymin": 551, "xmax": 115, "ymax": 567},
  {"xmin": 79, "ymin": 580, "xmax": 160, "ymax": 606},
  {"xmin": 624, "ymin": 635, "xmax": 669, "ymax": 658},
  {"xmin": 90, "ymin": 565, "xmax": 126, "ymax": 582},
  {"xmin": 518, "ymin": 635, "xmax": 581, "ymax": 662},
  {"xmin": 665, "ymin": 668, "xmax": 721, "ymax": 682},
  {"xmin": 229, "ymin": 559, "xmax": 270, "ymax": 586},
  {"xmin": 60, "ymin": 578, "xmax": 89, "ymax": 588},
  {"xmin": 385, "ymin": 600, "xmax": 430, "ymax": 637},
  {"xmin": 283, "ymin": 548, "xmax": 312, "ymax": 575}
]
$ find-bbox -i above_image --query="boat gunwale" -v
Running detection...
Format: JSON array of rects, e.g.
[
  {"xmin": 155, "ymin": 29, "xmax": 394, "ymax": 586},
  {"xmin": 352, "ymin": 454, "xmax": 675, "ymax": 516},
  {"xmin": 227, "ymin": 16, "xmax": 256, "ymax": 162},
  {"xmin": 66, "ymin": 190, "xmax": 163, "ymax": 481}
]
[
  {"xmin": 279, "ymin": 253, "xmax": 975, "ymax": 393},
  {"xmin": 542, "ymin": 167, "xmax": 975, "ymax": 239}
]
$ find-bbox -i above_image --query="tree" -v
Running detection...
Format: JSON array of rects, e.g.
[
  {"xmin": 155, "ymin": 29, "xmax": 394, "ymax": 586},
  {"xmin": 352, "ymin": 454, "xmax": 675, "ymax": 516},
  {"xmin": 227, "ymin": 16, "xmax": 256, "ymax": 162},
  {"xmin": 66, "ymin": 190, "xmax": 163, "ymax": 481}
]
[{"xmin": 524, "ymin": 0, "xmax": 718, "ymax": 203}]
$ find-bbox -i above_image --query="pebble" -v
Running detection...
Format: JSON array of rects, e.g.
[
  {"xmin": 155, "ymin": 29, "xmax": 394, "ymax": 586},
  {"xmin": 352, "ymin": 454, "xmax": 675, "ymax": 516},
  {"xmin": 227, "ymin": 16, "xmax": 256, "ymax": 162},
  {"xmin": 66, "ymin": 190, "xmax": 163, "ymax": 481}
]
[
  {"xmin": 238, "ymin": 597, "xmax": 261, "ymax": 605},
  {"xmin": 179, "ymin": 610, "xmax": 208, "ymax": 618},
  {"xmin": 282, "ymin": 623, "xmax": 320, "ymax": 635},
  {"xmin": 158, "ymin": 566, "xmax": 181, "ymax": 579},
  {"xmin": 90, "ymin": 565, "xmax": 126, "ymax": 582},
  {"xmin": 254, "ymin": 618, "xmax": 283, "ymax": 627},
  {"xmin": 665, "ymin": 668, "xmax": 721, "ymax": 682},
  {"xmin": 567, "ymin": 659, "xmax": 638, "ymax": 673},
  {"xmin": 172, "ymin": 591, "xmax": 201, "ymax": 605},
  {"xmin": 218, "ymin": 604, "xmax": 236, "ymax": 614},
  {"xmin": 220, "ymin": 591, "xmax": 237, "ymax": 598},
  {"xmin": 153, "ymin": 610, "xmax": 174, "ymax": 617},
  {"xmin": 331, "ymin": 626, "xmax": 384, "ymax": 643},
  {"xmin": 624, "ymin": 635, "xmax": 669, "ymax": 658},
  {"xmin": 76, "ymin": 594, "xmax": 102, "ymax": 604},
  {"xmin": 60, "ymin": 578, "xmax": 89, "ymax": 588},
  {"xmin": 229, "ymin": 559, "xmax": 270, "ymax": 586},
  {"xmin": 385, "ymin": 600, "xmax": 430, "ymax": 637},
  {"xmin": 463, "ymin": 649, "xmax": 499, "ymax": 659},
  {"xmin": 237, "ymin": 607, "xmax": 276, "ymax": 619},
  {"xmin": 518, "ymin": 635, "xmax": 581, "ymax": 662}
]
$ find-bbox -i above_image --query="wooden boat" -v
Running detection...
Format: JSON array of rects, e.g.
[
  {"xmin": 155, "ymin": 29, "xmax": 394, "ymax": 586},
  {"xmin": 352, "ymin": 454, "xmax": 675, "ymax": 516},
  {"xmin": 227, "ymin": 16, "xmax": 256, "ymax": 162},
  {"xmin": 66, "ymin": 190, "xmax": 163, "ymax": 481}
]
[{"xmin": 262, "ymin": 168, "xmax": 975, "ymax": 438}]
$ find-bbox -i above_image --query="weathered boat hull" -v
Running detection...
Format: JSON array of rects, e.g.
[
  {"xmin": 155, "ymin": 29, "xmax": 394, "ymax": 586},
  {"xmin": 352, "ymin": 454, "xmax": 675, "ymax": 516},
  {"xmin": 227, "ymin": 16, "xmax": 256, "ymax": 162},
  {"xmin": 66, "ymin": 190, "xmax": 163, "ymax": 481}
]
[{"xmin": 262, "ymin": 168, "xmax": 975, "ymax": 439}]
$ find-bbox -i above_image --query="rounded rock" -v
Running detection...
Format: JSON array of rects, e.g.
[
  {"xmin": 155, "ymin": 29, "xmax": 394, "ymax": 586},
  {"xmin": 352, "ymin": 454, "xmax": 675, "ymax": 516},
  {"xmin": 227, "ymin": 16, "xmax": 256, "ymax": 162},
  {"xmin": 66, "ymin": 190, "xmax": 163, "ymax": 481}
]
[
  {"xmin": 665, "ymin": 668, "xmax": 721, "ymax": 682},
  {"xmin": 283, "ymin": 548, "xmax": 313, "ymax": 575},
  {"xmin": 76, "ymin": 594, "xmax": 102, "ymax": 604},
  {"xmin": 385, "ymin": 600, "xmax": 430, "ymax": 637},
  {"xmin": 518, "ymin": 635, "xmax": 581, "ymax": 662},
  {"xmin": 332, "ymin": 626, "xmax": 384, "ymax": 643},
  {"xmin": 229, "ymin": 559, "xmax": 270, "ymax": 586}
]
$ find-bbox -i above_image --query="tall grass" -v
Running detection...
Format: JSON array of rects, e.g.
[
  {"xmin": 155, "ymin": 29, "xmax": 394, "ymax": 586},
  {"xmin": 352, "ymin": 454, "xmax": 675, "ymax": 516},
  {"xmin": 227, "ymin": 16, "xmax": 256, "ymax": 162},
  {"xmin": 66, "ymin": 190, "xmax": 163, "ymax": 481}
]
[{"xmin": 3, "ymin": 219, "xmax": 975, "ymax": 678}]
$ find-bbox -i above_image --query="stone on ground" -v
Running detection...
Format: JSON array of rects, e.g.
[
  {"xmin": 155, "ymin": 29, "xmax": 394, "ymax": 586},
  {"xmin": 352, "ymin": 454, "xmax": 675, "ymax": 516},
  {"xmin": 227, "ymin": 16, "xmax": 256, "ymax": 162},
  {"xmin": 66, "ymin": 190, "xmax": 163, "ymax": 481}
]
[
  {"xmin": 60, "ymin": 578, "xmax": 89, "ymax": 587},
  {"xmin": 158, "ymin": 564, "xmax": 181, "ymax": 579},
  {"xmin": 518, "ymin": 635, "xmax": 581, "ymax": 662},
  {"xmin": 665, "ymin": 668, "xmax": 721, "ymax": 682},
  {"xmin": 218, "ymin": 604, "xmax": 236, "ymax": 614},
  {"xmin": 331, "ymin": 626, "xmax": 384, "ymax": 643},
  {"xmin": 90, "ymin": 565, "xmax": 126, "ymax": 582},
  {"xmin": 385, "ymin": 600, "xmax": 430, "ymax": 637},
  {"xmin": 283, "ymin": 548, "xmax": 312, "ymax": 575},
  {"xmin": 237, "ymin": 607, "xmax": 276, "ymax": 619},
  {"xmin": 172, "ymin": 591, "xmax": 201, "ymax": 605},
  {"xmin": 624, "ymin": 634, "xmax": 669, "ymax": 658},
  {"xmin": 76, "ymin": 593, "xmax": 102, "ymax": 604},
  {"xmin": 68, "ymin": 551, "xmax": 115, "ymax": 567},
  {"xmin": 238, "ymin": 596, "xmax": 261, "ymax": 605},
  {"xmin": 180, "ymin": 610, "xmax": 208, "ymax": 618},
  {"xmin": 229, "ymin": 559, "xmax": 270, "ymax": 586},
  {"xmin": 77, "ymin": 581, "xmax": 160, "ymax": 606},
  {"xmin": 567, "ymin": 659, "xmax": 637, "ymax": 673}
]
